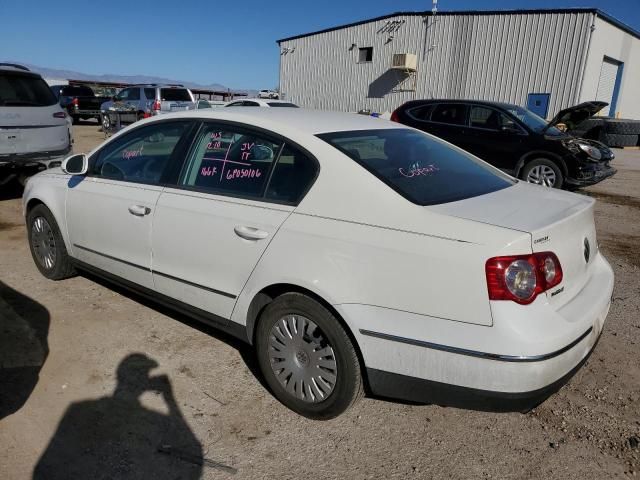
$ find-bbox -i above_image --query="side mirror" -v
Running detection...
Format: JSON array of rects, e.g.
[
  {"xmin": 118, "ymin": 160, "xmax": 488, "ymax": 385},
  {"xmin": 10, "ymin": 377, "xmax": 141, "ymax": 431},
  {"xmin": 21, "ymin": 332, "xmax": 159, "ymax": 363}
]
[
  {"xmin": 501, "ymin": 124, "xmax": 521, "ymax": 134},
  {"xmin": 61, "ymin": 154, "xmax": 88, "ymax": 175}
]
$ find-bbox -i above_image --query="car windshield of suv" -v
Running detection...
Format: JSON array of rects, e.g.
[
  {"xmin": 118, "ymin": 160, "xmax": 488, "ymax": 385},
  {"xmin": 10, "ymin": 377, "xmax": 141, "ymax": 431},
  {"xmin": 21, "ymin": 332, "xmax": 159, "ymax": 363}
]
[
  {"xmin": 0, "ymin": 72, "xmax": 57, "ymax": 107},
  {"xmin": 505, "ymin": 105, "xmax": 564, "ymax": 136},
  {"xmin": 267, "ymin": 102, "xmax": 298, "ymax": 108},
  {"xmin": 160, "ymin": 88, "xmax": 191, "ymax": 101},
  {"xmin": 318, "ymin": 128, "xmax": 514, "ymax": 206}
]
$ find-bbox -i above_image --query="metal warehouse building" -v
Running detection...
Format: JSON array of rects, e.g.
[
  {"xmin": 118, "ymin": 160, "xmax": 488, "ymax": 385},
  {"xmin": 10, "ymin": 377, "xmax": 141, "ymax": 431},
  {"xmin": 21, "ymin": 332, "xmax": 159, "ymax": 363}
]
[{"xmin": 277, "ymin": 8, "xmax": 640, "ymax": 119}]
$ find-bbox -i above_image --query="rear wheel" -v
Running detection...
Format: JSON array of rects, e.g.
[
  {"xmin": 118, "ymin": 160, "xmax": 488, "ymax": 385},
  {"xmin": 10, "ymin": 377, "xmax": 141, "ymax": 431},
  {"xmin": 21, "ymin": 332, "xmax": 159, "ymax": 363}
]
[
  {"xmin": 521, "ymin": 158, "xmax": 563, "ymax": 188},
  {"xmin": 27, "ymin": 205, "xmax": 76, "ymax": 280},
  {"xmin": 255, "ymin": 293, "xmax": 363, "ymax": 419}
]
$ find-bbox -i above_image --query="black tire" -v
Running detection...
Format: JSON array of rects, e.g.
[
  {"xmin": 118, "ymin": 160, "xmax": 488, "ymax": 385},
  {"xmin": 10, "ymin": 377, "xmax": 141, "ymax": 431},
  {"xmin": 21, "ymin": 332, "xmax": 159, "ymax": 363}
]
[
  {"xmin": 603, "ymin": 119, "xmax": 640, "ymax": 135},
  {"xmin": 600, "ymin": 133, "xmax": 639, "ymax": 148},
  {"xmin": 71, "ymin": 115, "xmax": 79, "ymax": 125},
  {"xmin": 27, "ymin": 204, "xmax": 76, "ymax": 280},
  {"xmin": 255, "ymin": 292, "xmax": 364, "ymax": 419},
  {"xmin": 521, "ymin": 158, "xmax": 564, "ymax": 188}
]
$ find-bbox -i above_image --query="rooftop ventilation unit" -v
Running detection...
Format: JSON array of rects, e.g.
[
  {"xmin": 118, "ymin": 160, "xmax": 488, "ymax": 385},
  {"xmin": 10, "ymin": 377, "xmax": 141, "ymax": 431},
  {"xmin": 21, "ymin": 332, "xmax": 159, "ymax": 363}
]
[{"xmin": 391, "ymin": 53, "xmax": 417, "ymax": 71}]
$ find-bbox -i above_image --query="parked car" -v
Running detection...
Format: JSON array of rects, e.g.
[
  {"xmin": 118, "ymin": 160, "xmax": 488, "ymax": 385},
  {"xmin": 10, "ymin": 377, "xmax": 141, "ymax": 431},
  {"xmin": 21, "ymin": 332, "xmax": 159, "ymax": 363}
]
[
  {"xmin": 50, "ymin": 84, "xmax": 110, "ymax": 124},
  {"xmin": 225, "ymin": 98, "xmax": 298, "ymax": 108},
  {"xmin": 258, "ymin": 89, "xmax": 279, "ymax": 99},
  {"xmin": 100, "ymin": 84, "xmax": 195, "ymax": 130},
  {"xmin": 196, "ymin": 99, "xmax": 227, "ymax": 109},
  {"xmin": 23, "ymin": 109, "xmax": 613, "ymax": 419},
  {"xmin": 0, "ymin": 63, "xmax": 72, "ymax": 186},
  {"xmin": 391, "ymin": 100, "xmax": 616, "ymax": 189}
]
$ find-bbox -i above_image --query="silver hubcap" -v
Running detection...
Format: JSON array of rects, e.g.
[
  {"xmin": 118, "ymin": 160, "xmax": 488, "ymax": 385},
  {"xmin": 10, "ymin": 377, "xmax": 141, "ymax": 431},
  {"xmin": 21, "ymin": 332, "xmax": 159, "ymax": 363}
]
[
  {"xmin": 268, "ymin": 315, "xmax": 337, "ymax": 403},
  {"xmin": 526, "ymin": 165, "xmax": 557, "ymax": 187},
  {"xmin": 31, "ymin": 216, "xmax": 56, "ymax": 269}
]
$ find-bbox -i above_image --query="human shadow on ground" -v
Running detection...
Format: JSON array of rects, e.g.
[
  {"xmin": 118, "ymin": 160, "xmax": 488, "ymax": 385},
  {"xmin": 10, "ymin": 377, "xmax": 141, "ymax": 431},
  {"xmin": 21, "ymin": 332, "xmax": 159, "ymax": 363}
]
[
  {"xmin": 0, "ymin": 281, "xmax": 50, "ymax": 420},
  {"xmin": 33, "ymin": 353, "xmax": 231, "ymax": 480}
]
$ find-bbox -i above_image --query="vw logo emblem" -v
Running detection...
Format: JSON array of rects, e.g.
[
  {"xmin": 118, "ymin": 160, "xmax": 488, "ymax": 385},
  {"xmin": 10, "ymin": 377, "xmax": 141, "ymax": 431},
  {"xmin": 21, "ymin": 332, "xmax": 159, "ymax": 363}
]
[{"xmin": 583, "ymin": 238, "xmax": 591, "ymax": 263}]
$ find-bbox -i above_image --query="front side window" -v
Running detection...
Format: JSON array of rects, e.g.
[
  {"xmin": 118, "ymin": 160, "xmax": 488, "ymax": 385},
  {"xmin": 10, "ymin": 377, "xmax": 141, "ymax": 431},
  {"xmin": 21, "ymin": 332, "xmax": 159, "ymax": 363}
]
[
  {"xmin": 469, "ymin": 106, "xmax": 517, "ymax": 131},
  {"xmin": 267, "ymin": 102, "xmax": 298, "ymax": 108},
  {"xmin": 180, "ymin": 124, "xmax": 282, "ymax": 198},
  {"xmin": 431, "ymin": 104, "xmax": 467, "ymax": 125},
  {"xmin": 506, "ymin": 105, "xmax": 563, "ymax": 136},
  {"xmin": 318, "ymin": 128, "xmax": 513, "ymax": 206},
  {"xmin": 91, "ymin": 121, "xmax": 190, "ymax": 184},
  {"xmin": 115, "ymin": 88, "xmax": 130, "ymax": 101}
]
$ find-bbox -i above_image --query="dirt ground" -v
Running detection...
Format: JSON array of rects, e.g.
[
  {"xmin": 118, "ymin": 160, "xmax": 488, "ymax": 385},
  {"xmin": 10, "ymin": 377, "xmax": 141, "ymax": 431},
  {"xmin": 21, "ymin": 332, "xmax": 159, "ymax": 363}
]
[{"xmin": 1, "ymin": 124, "xmax": 639, "ymax": 479}]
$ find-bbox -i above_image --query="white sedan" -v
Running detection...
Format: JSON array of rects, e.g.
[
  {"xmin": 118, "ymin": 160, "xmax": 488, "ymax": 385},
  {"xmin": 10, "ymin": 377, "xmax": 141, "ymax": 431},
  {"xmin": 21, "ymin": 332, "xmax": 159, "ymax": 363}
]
[
  {"xmin": 225, "ymin": 98, "xmax": 298, "ymax": 108},
  {"xmin": 23, "ymin": 108, "xmax": 614, "ymax": 419}
]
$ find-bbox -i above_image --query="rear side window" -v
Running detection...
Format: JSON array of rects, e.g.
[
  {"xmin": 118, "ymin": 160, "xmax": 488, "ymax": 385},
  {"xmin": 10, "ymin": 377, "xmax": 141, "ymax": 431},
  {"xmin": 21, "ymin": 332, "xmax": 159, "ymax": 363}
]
[
  {"xmin": 318, "ymin": 128, "xmax": 513, "ymax": 206},
  {"xmin": 180, "ymin": 124, "xmax": 282, "ymax": 198},
  {"xmin": 431, "ymin": 104, "xmax": 467, "ymax": 125},
  {"xmin": 265, "ymin": 145, "xmax": 316, "ymax": 203},
  {"xmin": 407, "ymin": 104, "xmax": 434, "ymax": 121},
  {"xmin": 0, "ymin": 72, "xmax": 57, "ymax": 107},
  {"xmin": 160, "ymin": 88, "xmax": 191, "ymax": 101},
  {"xmin": 91, "ymin": 122, "xmax": 189, "ymax": 184},
  {"xmin": 128, "ymin": 88, "xmax": 141, "ymax": 100},
  {"xmin": 144, "ymin": 88, "xmax": 156, "ymax": 100}
]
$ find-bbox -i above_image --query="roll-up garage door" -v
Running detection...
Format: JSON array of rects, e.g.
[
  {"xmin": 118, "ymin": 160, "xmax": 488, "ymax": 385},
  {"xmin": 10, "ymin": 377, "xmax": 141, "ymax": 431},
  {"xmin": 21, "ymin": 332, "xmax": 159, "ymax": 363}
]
[{"xmin": 595, "ymin": 57, "xmax": 621, "ymax": 116}]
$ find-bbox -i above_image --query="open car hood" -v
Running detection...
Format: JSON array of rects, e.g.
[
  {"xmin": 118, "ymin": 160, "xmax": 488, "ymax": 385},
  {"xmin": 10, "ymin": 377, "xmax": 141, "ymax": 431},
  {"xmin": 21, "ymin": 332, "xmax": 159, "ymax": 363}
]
[{"xmin": 545, "ymin": 101, "xmax": 609, "ymax": 132}]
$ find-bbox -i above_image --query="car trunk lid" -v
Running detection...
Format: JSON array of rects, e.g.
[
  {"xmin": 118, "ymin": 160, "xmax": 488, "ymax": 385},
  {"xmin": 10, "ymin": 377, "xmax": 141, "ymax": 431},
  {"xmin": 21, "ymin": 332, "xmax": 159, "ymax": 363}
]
[
  {"xmin": 0, "ymin": 105, "xmax": 69, "ymax": 155},
  {"xmin": 429, "ymin": 181, "xmax": 598, "ymax": 307}
]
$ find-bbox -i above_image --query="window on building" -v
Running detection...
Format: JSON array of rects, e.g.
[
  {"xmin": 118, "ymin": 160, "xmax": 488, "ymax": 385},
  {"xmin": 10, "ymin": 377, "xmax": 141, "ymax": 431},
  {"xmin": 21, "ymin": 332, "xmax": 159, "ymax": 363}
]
[{"xmin": 358, "ymin": 47, "xmax": 373, "ymax": 63}]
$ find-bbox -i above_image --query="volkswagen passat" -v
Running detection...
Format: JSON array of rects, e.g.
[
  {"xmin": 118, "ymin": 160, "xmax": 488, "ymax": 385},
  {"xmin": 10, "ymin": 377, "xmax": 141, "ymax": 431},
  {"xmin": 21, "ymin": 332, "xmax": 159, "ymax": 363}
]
[{"xmin": 23, "ymin": 109, "xmax": 614, "ymax": 419}]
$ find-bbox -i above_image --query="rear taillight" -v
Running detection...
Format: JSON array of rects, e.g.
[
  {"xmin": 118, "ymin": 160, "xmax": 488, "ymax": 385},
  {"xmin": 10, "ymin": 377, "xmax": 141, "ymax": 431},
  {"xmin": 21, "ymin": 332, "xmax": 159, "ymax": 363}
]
[
  {"xmin": 152, "ymin": 100, "xmax": 161, "ymax": 111},
  {"xmin": 72, "ymin": 97, "xmax": 79, "ymax": 107},
  {"xmin": 390, "ymin": 110, "xmax": 400, "ymax": 122},
  {"xmin": 485, "ymin": 252, "xmax": 563, "ymax": 305},
  {"xmin": 53, "ymin": 111, "xmax": 67, "ymax": 119}
]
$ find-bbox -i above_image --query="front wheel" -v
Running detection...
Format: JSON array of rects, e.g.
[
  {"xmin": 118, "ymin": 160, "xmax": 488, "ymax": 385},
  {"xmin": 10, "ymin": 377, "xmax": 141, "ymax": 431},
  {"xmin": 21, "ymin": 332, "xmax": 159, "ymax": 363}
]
[
  {"xmin": 521, "ymin": 158, "xmax": 564, "ymax": 188},
  {"xmin": 255, "ymin": 293, "xmax": 363, "ymax": 419},
  {"xmin": 27, "ymin": 205, "xmax": 76, "ymax": 280}
]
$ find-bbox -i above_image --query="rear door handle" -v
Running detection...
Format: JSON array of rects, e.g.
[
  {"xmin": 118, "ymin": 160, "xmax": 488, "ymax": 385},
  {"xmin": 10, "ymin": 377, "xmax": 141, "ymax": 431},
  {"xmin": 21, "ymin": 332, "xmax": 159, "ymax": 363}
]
[
  {"xmin": 234, "ymin": 225, "xmax": 269, "ymax": 241},
  {"xmin": 128, "ymin": 205, "xmax": 151, "ymax": 216}
]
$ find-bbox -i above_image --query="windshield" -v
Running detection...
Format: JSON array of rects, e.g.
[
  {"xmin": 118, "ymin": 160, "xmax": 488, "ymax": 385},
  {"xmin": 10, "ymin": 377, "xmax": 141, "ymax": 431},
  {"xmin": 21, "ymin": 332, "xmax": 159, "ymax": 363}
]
[
  {"xmin": 0, "ymin": 72, "xmax": 58, "ymax": 107},
  {"xmin": 504, "ymin": 105, "xmax": 563, "ymax": 136},
  {"xmin": 318, "ymin": 128, "xmax": 514, "ymax": 206}
]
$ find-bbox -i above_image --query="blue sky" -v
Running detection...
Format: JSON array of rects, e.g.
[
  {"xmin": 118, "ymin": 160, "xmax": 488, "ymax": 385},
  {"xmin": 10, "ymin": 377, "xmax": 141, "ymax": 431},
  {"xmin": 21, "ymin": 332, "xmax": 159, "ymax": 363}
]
[{"xmin": 1, "ymin": 0, "xmax": 638, "ymax": 90}]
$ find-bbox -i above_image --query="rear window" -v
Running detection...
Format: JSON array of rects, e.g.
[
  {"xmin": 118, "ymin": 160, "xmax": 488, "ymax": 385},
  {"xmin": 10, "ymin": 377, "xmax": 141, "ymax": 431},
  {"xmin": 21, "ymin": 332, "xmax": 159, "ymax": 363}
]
[
  {"xmin": 160, "ymin": 88, "xmax": 192, "ymax": 101},
  {"xmin": 317, "ymin": 128, "xmax": 513, "ymax": 206},
  {"xmin": 61, "ymin": 85, "xmax": 94, "ymax": 97},
  {"xmin": 0, "ymin": 72, "xmax": 57, "ymax": 107},
  {"xmin": 267, "ymin": 102, "xmax": 298, "ymax": 108}
]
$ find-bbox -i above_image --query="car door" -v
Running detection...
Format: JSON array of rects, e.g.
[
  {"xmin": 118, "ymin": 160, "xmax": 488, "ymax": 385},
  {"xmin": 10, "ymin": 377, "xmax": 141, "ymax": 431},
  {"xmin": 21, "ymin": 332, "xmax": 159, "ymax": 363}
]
[
  {"xmin": 66, "ymin": 120, "xmax": 193, "ymax": 289},
  {"xmin": 152, "ymin": 122, "xmax": 318, "ymax": 319},
  {"xmin": 464, "ymin": 105, "xmax": 528, "ymax": 171}
]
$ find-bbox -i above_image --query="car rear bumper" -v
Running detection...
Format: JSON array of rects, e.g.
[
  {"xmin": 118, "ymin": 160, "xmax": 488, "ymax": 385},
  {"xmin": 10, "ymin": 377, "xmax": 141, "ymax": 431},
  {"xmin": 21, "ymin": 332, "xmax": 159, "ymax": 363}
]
[
  {"xmin": 338, "ymin": 252, "xmax": 614, "ymax": 409},
  {"xmin": 0, "ymin": 146, "xmax": 70, "ymax": 168}
]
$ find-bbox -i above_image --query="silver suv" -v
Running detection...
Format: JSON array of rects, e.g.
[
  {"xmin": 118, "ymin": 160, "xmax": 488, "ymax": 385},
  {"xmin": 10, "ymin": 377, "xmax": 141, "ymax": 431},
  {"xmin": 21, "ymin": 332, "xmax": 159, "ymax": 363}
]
[
  {"xmin": 100, "ymin": 84, "xmax": 195, "ymax": 128},
  {"xmin": 0, "ymin": 63, "xmax": 72, "ymax": 186}
]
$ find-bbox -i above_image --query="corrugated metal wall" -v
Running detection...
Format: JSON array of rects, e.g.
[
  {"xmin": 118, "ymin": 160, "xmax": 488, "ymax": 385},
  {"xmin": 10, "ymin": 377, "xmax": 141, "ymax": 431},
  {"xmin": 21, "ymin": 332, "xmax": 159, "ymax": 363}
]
[{"xmin": 279, "ymin": 11, "xmax": 594, "ymax": 115}]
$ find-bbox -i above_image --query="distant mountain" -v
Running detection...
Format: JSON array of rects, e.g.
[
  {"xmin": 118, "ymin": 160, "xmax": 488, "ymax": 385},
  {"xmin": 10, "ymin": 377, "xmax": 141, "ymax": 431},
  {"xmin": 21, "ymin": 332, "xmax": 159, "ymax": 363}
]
[{"xmin": 13, "ymin": 62, "xmax": 257, "ymax": 96}]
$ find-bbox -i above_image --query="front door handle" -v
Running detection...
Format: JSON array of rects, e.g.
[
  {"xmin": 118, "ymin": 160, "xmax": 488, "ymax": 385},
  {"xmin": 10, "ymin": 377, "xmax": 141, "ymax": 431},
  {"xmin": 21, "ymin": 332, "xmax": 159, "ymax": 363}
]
[
  {"xmin": 234, "ymin": 225, "xmax": 269, "ymax": 241},
  {"xmin": 128, "ymin": 205, "xmax": 151, "ymax": 216}
]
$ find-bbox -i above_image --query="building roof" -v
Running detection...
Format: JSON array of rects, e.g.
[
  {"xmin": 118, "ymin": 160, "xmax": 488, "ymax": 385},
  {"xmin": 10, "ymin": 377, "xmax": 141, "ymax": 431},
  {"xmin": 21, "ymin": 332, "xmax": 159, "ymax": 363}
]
[{"xmin": 276, "ymin": 7, "xmax": 640, "ymax": 44}]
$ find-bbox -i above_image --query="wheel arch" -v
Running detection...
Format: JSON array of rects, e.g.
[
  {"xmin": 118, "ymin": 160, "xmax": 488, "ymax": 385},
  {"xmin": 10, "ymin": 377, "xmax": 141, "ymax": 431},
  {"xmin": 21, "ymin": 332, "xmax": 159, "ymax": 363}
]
[
  {"xmin": 514, "ymin": 151, "xmax": 568, "ymax": 179},
  {"xmin": 244, "ymin": 282, "xmax": 371, "ymax": 391}
]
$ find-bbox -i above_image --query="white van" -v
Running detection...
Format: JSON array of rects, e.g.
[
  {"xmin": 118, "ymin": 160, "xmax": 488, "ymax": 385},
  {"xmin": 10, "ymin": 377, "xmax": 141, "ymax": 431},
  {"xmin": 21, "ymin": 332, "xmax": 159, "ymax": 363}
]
[{"xmin": 0, "ymin": 63, "xmax": 72, "ymax": 186}]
